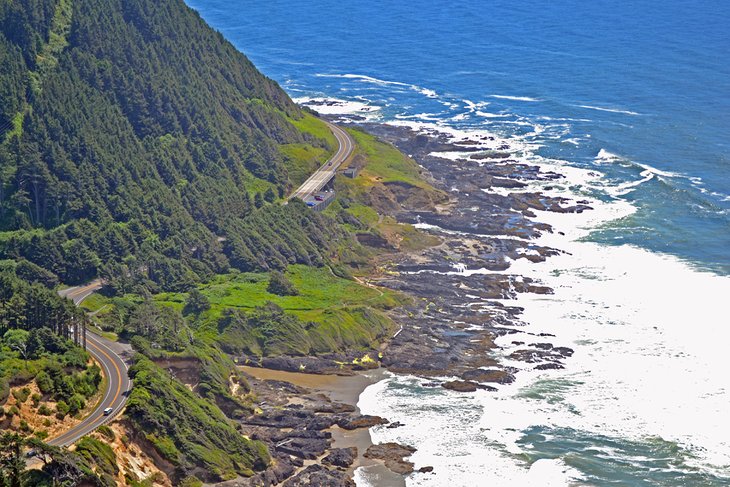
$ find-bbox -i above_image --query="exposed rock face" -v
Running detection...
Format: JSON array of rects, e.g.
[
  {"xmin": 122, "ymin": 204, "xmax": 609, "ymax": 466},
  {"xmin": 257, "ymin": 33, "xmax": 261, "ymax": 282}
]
[
  {"xmin": 253, "ymin": 354, "xmax": 380, "ymax": 374},
  {"xmin": 332, "ymin": 120, "xmax": 581, "ymax": 382},
  {"xmin": 233, "ymin": 119, "xmax": 590, "ymax": 485},
  {"xmin": 461, "ymin": 368, "xmax": 515, "ymax": 384},
  {"xmin": 442, "ymin": 380, "xmax": 497, "ymax": 393},
  {"xmin": 322, "ymin": 447, "xmax": 358, "ymax": 468},
  {"xmin": 282, "ymin": 464, "xmax": 355, "ymax": 486},
  {"xmin": 364, "ymin": 443, "xmax": 417, "ymax": 475},
  {"xmin": 336, "ymin": 415, "xmax": 389, "ymax": 430},
  {"xmin": 233, "ymin": 375, "xmax": 381, "ymax": 487}
]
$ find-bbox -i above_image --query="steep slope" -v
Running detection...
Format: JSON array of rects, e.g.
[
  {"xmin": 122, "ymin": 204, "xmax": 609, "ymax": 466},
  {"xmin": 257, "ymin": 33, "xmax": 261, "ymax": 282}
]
[
  {"xmin": 0, "ymin": 0, "xmax": 340, "ymax": 290},
  {"xmin": 0, "ymin": 0, "xmax": 346, "ymax": 482}
]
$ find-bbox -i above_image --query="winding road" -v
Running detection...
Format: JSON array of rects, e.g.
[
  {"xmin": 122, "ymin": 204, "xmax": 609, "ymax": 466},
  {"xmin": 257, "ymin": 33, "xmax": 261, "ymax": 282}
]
[
  {"xmin": 290, "ymin": 121, "xmax": 354, "ymax": 200},
  {"xmin": 44, "ymin": 120, "xmax": 348, "ymax": 447},
  {"xmin": 50, "ymin": 282, "xmax": 132, "ymax": 447}
]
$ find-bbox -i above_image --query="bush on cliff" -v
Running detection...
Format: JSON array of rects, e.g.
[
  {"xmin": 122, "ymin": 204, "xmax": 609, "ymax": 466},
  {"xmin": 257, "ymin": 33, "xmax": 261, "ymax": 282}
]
[{"xmin": 126, "ymin": 356, "xmax": 269, "ymax": 482}]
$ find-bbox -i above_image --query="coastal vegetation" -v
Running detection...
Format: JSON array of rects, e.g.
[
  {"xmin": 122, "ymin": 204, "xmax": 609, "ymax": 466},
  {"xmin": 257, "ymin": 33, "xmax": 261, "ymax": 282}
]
[
  {"xmin": 328, "ymin": 128, "xmax": 445, "ymax": 251},
  {"xmin": 126, "ymin": 356, "xmax": 269, "ymax": 481},
  {"xmin": 0, "ymin": 0, "xmax": 442, "ymax": 484},
  {"xmin": 0, "ymin": 432, "xmax": 117, "ymax": 486},
  {"xmin": 0, "ymin": 0, "xmax": 342, "ymax": 293}
]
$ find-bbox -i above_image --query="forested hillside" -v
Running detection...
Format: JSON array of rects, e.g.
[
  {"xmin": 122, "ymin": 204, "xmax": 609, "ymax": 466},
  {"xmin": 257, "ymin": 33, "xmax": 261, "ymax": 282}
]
[
  {"xmin": 0, "ymin": 0, "xmax": 341, "ymax": 291},
  {"xmin": 0, "ymin": 0, "xmax": 432, "ymax": 483}
]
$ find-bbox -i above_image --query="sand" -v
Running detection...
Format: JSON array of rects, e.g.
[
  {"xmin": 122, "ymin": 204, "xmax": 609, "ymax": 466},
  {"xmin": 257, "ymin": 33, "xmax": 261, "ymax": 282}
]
[{"xmin": 239, "ymin": 366, "xmax": 406, "ymax": 486}]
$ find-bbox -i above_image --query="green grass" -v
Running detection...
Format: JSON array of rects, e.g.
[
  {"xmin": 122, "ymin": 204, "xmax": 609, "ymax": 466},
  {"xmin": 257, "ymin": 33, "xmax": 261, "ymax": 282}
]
[
  {"xmin": 239, "ymin": 171, "xmax": 278, "ymax": 197},
  {"xmin": 346, "ymin": 204, "xmax": 380, "ymax": 227},
  {"xmin": 157, "ymin": 265, "xmax": 400, "ymax": 321},
  {"xmin": 326, "ymin": 128, "xmax": 445, "ymax": 253},
  {"xmin": 344, "ymin": 128, "xmax": 435, "ymax": 191},
  {"xmin": 79, "ymin": 293, "xmax": 109, "ymax": 313},
  {"xmin": 282, "ymin": 113, "xmax": 337, "ymax": 186},
  {"xmin": 153, "ymin": 265, "xmax": 407, "ymax": 355},
  {"xmin": 280, "ymin": 143, "xmax": 330, "ymax": 186},
  {"xmin": 289, "ymin": 113, "xmax": 337, "ymax": 148},
  {"xmin": 127, "ymin": 356, "xmax": 268, "ymax": 481}
]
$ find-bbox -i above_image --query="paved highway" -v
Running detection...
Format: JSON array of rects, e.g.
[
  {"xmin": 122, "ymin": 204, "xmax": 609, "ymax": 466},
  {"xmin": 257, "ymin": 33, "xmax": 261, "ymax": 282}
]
[
  {"xmin": 290, "ymin": 121, "xmax": 354, "ymax": 200},
  {"xmin": 50, "ymin": 281, "xmax": 132, "ymax": 447},
  {"xmin": 44, "ymin": 120, "xmax": 351, "ymax": 446}
]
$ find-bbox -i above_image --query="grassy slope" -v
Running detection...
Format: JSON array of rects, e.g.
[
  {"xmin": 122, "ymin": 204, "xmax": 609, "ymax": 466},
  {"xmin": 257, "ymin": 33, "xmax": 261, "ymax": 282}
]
[
  {"xmin": 180, "ymin": 265, "xmax": 397, "ymax": 316},
  {"xmin": 156, "ymin": 265, "xmax": 406, "ymax": 355},
  {"xmin": 73, "ymin": 122, "xmax": 443, "ymax": 361},
  {"xmin": 329, "ymin": 127, "xmax": 444, "ymax": 252},
  {"xmin": 344, "ymin": 128, "xmax": 436, "ymax": 190},
  {"xmin": 281, "ymin": 113, "xmax": 337, "ymax": 186},
  {"xmin": 126, "ymin": 356, "xmax": 269, "ymax": 481}
]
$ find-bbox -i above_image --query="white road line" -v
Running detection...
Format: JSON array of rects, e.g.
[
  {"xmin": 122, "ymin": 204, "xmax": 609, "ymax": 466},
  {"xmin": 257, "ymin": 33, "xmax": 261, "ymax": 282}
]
[{"xmin": 291, "ymin": 121, "xmax": 354, "ymax": 200}]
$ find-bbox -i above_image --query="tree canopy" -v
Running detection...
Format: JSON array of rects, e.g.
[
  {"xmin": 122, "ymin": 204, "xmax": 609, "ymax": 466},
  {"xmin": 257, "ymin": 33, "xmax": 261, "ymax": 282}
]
[{"xmin": 0, "ymin": 0, "xmax": 342, "ymax": 292}]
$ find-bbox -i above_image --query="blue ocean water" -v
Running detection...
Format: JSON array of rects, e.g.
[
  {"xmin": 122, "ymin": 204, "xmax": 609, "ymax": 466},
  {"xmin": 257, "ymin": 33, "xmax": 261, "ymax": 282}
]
[
  {"xmin": 187, "ymin": 0, "xmax": 730, "ymax": 274},
  {"xmin": 185, "ymin": 1, "xmax": 730, "ymax": 485}
]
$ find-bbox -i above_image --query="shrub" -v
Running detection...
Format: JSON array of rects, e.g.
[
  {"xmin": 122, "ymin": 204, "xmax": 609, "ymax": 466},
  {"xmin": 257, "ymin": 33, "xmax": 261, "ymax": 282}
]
[
  {"xmin": 35, "ymin": 371, "xmax": 54, "ymax": 394},
  {"xmin": 38, "ymin": 404, "xmax": 52, "ymax": 416},
  {"xmin": 31, "ymin": 393, "xmax": 41, "ymax": 406},
  {"xmin": 98, "ymin": 425, "xmax": 116, "ymax": 441},
  {"xmin": 12, "ymin": 387, "xmax": 31, "ymax": 404},
  {"xmin": 180, "ymin": 477, "xmax": 203, "ymax": 487},
  {"xmin": 185, "ymin": 288, "xmax": 210, "ymax": 314},
  {"xmin": 7, "ymin": 405, "xmax": 19, "ymax": 417},
  {"xmin": 68, "ymin": 393, "xmax": 86, "ymax": 415},
  {"xmin": 56, "ymin": 400, "xmax": 69, "ymax": 418},
  {"xmin": 267, "ymin": 271, "xmax": 298, "ymax": 296}
]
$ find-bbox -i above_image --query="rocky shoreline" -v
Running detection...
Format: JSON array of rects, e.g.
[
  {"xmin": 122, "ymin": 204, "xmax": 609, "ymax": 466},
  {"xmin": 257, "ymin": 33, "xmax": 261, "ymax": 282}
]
[
  {"xmin": 216, "ymin": 367, "xmax": 408, "ymax": 487},
  {"xmin": 355, "ymin": 120, "xmax": 580, "ymax": 383},
  {"xmin": 221, "ymin": 118, "xmax": 587, "ymax": 486}
]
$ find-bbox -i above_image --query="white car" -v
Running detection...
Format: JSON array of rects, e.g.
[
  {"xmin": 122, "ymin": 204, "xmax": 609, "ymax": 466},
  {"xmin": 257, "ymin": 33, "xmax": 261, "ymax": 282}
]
[{"xmin": 103, "ymin": 407, "xmax": 113, "ymax": 416}]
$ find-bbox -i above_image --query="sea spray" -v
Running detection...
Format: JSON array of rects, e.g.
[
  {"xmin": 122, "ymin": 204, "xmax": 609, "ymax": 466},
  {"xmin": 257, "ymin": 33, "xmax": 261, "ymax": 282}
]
[{"xmin": 357, "ymin": 147, "xmax": 730, "ymax": 485}]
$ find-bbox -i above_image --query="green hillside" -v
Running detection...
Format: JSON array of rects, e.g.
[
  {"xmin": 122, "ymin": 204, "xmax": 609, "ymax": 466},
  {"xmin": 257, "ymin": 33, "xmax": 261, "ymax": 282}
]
[
  {"xmin": 0, "ymin": 0, "xmax": 339, "ymax": 291},
  {"xmin": 0, "ymin": 0, "xmax": 444, "ymax": 483}
]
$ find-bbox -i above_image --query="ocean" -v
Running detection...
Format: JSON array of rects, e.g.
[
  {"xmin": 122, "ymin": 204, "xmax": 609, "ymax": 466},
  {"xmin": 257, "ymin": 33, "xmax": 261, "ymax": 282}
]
[{"xmin": 185, "ymin": 1, "xmax": 730, "ymax": 485}]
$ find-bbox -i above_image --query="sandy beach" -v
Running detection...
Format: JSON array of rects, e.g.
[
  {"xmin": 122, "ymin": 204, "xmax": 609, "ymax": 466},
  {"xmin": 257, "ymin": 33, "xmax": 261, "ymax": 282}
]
[{"xmin": 239, "ymin": 366, "xmax": 406, "ymax": 486}]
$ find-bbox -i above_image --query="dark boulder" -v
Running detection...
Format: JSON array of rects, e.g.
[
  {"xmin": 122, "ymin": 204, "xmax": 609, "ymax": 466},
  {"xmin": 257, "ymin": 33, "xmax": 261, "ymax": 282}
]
[{"xmin": 322, "ymin": 447, "xmax": 358, "ymax": 468}]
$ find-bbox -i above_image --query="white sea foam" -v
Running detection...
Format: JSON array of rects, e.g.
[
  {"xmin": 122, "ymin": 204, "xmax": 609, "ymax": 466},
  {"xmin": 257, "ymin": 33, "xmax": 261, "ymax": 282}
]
[
  {"xmin": 495, "ymin": 203, "xmax": 730, "ymax": 476},
  {"xmin": 310, "ymin": 71, "xmax": 728, "ymax": 487},
  {"xmin": 358, "ymin": 144, "xmax": 730, "ymax": 485},
  {"xmin": 419, "ymin": 88, "xmax": 438, "ymax": 98},
  {"xmin": 316, "ymin": 73, "xmax": 439, "ymax": 100},
  {"xmin": 595, "ymin": 149, "xmax": 686, "ymax": 179},
  {"xmin": 463, "ymin": 99, "xmax": 490, "ymax": 111},
  {"xmin": 490, "ymin": 94, "xmax": 543, "ymax": 102},
  {"xmin": 385, "ymin": 119, "xmax": 539, "ymax": 158},
  {"xmin": 315, "ymin": 72, "xmax": 411, "ymax": 87},
  {"xmin": 292, "ymin": 96, "xmax": 381, "ymax": 120},
  {"xmin": 578, "ymin": 104, "xmax": 641, "ymax": 116},
  {"xmin": 475, "ymin": 110, "xmax": 511, "ymax": 118},
  {"xmin": 595, "ymin": 148, "xmax": 621, "ymax": 162},
  {"xmin": 394, "ymin": 112, "xmax": 444, "ymax": 122},
  {"xmin": 562, "ymin": 137, "xmax": 582, "ymax": 146},
  {"xmin": 603, "ymin": 169, "xmax": 655, "ymax": 196}
]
